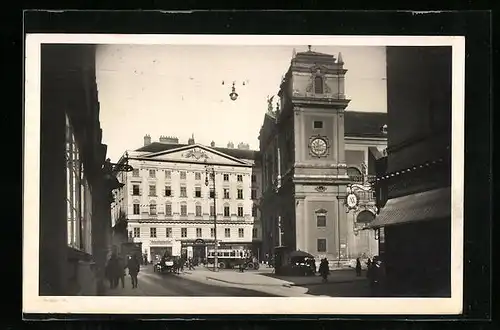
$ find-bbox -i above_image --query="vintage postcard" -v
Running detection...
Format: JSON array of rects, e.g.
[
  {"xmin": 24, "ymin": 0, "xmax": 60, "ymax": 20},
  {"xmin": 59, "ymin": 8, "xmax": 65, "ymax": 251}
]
[{"xmin": 23, "ymin": 34, "xmax": 465, "ymax": 315}]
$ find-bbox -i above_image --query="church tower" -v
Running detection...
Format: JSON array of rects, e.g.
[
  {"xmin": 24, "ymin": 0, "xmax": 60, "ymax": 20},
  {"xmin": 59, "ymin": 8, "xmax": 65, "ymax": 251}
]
[{"xmin": 276, "ymin": 47, "xmax": 351, "ymax": 261}]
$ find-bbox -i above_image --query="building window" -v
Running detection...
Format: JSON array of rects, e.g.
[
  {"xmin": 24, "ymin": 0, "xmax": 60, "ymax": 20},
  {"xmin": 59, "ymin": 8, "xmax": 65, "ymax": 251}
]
[
  {"xmin": 180, "ymin": 204, "xmax": 187, "ymax": 216},
  {"xmin": 252, "ymin": 228, "xmax": 257, "ymax": 238},
  {"xmin": 149, "ymin": 202, "xmax": 157, "ymax": 215},
  {"xmin": 165, "ymin": 186, "xmax": 172, "ymax": 197},
  {"xmin": 209, "ymin": 189, "xmax": 215, "ymax": 199},
  {"xmin": 210, "ymin": 205, "xmax": 215, "ymax": 216},
  {"xmin": 129, "ymin": 231, "xmax": 133, "ymax": 239},
  {"xmin": 195, "ymin": 187, "xmax": 202, "ymax": 198},
  {"xmin": 251, "ymin": 189, "xmax": 257, "ymax": 200},
  {"xmin": 165, "ymin": 203, "xmax": 172, "ymax": 216},
  {"xmin": 317, "ymin": 214, "xmax": 327, "ymax": 227},
  {"xmin": 166, "ymin": 227, "xmax": 172, "ymax": 238},
  {"xmin": 223, "ymin": 188, "xmax": 230, "ymax": 199},
  {"xmin": 150, "ymin": 227, "xmax": 157, "ymax": 238},
  {"xmin": 237, "ymin": 206, "xmax": 244, "ymax": 217},
  {"xmin": 237, "ymin": 189, "xmax": 243, "ymax": 199},
  {"xmin": 165, "ymin": 170, "xmax": 171, "ymax": 179},
  {"xmin": 133, "ymin": 203, "xmax": 140, "ymax": 215},
  {"xmin": 224, "ymin": 205, "xmax": 230, "ymax": 217},
  {"xmin": 181, "ymin": 228, "xmax": 187, "ymax": 238},
  {"xmin": 210, "ymin": 228, "xmax": 215, "ymax": 238},
  {"xmin": 225, "ymin": 228, "xmax": 231, "ymax": 238},
  {"xmin": 132, "ymin": 169, "xmax": 140, "ymax": 177},
  {"xmin": 180, "ymin": 186, "xmax": 187, "ymax": 197},
  {"xmin": 195, "ymin": 172, "xmax": 201, "ymax": 180},
  {"xmin": 252, "ymin": 205, "xmax": 257, "ymax": 217},
  {"xmin": 314, "ymin": 76, "xmax": 323, "ymax": 94},
  {"xmin": 132, "ymin": 185, "xmax": 140, "ymax": 196},
  {"xmin": 237, "ymin": 174, "xmax": 243, "ymax": 182},
  {"xmin": 314, "ymin": 120, "xmax": 323, "ymax": 129},
  {"xmin": 196, "ymin": 228, "xmax": 202, "ymax": 238},
  {"xmin": 317, "ymin": 238, "xmax": 327, "ymax": 252},
  {"xmin": 195, "ymin": 204, "xmax": 202, "ymax": 216},
  {"xmin": 149, "ymin": 185, "xmax": 156, "ymax": 196},
  {"xmin": 133, "ymin": 228, "xmax": 140, "ymax": 238},
  {"xmin": 251, "ymin": 174, "xmax": 256, "ymax": 182},
  {"xmin": 180, "ymin": 171, "xmax": 187, "ymax": 180},
  {"xmin": 223, "ymin": 174, "xmax": 229, "ymax": 181},
  {"xmin": 149, "ymin": 169, "xmax": 156, "ymax": 178},
  {"xmin": 238, "ymin": 228, "xmax": 244, "ymax": 238}
]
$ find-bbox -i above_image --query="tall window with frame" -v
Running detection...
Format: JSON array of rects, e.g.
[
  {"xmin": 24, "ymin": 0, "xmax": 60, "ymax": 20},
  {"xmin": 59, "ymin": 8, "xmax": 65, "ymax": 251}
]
[{"xmin": 66, "ymin": 114, "xmax": 92, "ymax": 253}]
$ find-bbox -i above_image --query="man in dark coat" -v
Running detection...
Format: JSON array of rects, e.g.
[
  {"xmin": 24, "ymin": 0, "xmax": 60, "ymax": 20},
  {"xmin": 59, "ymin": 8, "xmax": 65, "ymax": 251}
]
[{"xmin": 127, "ymin": 254, "xmax": 141, "ymax": 289}]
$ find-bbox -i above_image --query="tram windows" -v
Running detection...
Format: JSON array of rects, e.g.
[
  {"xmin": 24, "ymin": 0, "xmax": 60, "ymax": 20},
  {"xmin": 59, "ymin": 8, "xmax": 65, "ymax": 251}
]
[{"xmin": 230, "ymin": 251, "xmax": 236, "ymax": 257}]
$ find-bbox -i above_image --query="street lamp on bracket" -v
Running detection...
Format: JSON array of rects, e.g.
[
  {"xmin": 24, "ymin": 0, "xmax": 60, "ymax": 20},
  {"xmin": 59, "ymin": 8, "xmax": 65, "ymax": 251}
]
[{"xmin": 204, "ymin": 160, "xmax": 219, "ymax": 272}]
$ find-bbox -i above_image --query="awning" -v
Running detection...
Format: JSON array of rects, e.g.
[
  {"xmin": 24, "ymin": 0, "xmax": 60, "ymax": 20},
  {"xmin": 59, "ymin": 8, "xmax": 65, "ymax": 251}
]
[{"xmin": 369, "ymin": 187, "xmax": 451, "ymax": 228}]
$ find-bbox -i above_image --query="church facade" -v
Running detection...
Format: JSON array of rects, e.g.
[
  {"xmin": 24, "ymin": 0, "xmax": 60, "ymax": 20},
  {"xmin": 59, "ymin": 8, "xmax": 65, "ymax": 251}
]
[{"xmin": 259, "ymin": 49, "xmax": 387, "ymax": 264}]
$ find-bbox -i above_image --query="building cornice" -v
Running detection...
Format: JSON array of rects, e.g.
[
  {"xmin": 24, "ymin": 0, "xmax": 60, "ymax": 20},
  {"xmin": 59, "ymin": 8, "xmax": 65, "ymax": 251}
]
[{"xmin": 129, "ymin": 157, "xmax": 253, "ymax": 168}]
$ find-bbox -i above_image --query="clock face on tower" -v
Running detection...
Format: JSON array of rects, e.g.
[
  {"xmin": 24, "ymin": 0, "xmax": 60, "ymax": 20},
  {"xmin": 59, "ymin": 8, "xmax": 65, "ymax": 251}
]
[{"xmin": 310, "ymin": 137, "xmax": 328, "ymax": 156}]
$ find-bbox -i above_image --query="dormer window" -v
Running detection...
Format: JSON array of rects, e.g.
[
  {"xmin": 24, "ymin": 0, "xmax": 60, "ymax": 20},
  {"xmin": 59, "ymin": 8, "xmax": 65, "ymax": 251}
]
[{"xmin": 314, "ymin": 75, "xmax": 324, "ymax": 94}]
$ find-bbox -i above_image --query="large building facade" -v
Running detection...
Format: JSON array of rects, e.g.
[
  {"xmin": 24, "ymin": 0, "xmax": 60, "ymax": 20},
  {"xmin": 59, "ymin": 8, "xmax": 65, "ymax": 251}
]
[
  {"xmin": 259, "ymin": 49, "xmax": 387, "ymax": 263},
  {"xmin": 39, "ymin": 44, "xmax": 114, "ymax": 296},
  {"xmin": 111, "ymin": 136, "xmax": 263, "ymax": 263},
  {"xmin": 370, "ymin": 46, "xmax": 452, "ymax": 296}
]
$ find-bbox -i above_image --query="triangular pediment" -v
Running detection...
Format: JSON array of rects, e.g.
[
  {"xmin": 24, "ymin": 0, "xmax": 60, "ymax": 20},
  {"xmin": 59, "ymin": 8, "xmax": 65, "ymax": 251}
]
[{"xmin": 143, "ymin": 144, "xmax": 251, "ymax": 166}]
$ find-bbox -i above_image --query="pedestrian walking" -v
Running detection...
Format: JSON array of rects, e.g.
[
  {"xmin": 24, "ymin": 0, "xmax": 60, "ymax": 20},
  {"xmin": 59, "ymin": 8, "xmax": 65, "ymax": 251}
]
[
  {"xmin": 127, "ymin": 254, "xmax": 141, "ymax": 289},
  {"xmin": 188, "ymin": 257, "xmax": 195, "ymax": 271},
  {"xmin": 117, "ymin": 253, "xmax": 126, "ymax": 288},
  {"xmin": 355, "ymin": 257, "xmax": 362, "ymax": 277},
  {"xmin": 319, "ymin": 258, "xmax": 330, "ymax": 283},
  {"xmin": 105, "ymin": 247, "xmax": 122, "ymax": 289}
]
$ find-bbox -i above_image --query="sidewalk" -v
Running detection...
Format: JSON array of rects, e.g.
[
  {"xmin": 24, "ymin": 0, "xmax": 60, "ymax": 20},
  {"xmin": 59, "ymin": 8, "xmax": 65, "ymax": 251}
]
[{"xmin": 183, "ymin": 267, "xmax": 367, "ymax": 288}]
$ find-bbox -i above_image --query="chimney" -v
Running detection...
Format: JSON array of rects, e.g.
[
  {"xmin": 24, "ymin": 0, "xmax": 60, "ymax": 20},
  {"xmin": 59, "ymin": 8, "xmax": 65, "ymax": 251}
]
[
  {"xmin": 188, "ymin": 133, "xmax": 195, "ymax": 145},
  {"xmin": 210, "ymin": 141, "xmax": 215, "ymax": 147},
  {"xmin": 159, "ymin": 135, "xmax": 179, "ymax": 144},
  {"xmin": 144, "ymin": 134, "xmax": 151, "ymax": 146},
  {"xmin": 227, "ymin": 141, "xmax": 234, "ymax": 149}
]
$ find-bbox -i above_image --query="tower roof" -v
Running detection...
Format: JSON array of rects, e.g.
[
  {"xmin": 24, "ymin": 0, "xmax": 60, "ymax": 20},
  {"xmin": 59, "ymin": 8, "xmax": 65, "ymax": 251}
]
[{"xmin": 294, "ymin": 49, "xmax": 337, "ymax": 64}]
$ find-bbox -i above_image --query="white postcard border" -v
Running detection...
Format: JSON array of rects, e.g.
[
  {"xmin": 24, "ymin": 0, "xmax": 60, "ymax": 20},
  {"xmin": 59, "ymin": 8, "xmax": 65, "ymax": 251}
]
[{"xmin": 23, "ymin": 34, "xmax": 465, "ymax": 315}]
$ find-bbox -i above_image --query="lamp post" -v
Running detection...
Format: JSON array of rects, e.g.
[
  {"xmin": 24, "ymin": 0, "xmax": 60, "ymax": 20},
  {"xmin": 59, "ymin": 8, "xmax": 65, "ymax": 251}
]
[{"xmin": 205, "ymin": 162, "xmax": 218, "ymax": 272}]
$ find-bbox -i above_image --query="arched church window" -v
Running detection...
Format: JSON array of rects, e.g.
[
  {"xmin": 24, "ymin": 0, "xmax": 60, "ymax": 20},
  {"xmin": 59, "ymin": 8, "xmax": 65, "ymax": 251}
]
[
  {"xmin": 314, "ymin": 75, "xmax": 324, "ymax": 94},
  {"xmin": 347, "ymin": 167, "xmax": 363, "ymax": 182}
]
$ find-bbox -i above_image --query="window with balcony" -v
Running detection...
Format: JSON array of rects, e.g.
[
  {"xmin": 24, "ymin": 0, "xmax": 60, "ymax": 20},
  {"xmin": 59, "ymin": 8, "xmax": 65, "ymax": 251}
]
[
  {"xmin": 132, "ymin": 185, "xmax": 140, "ymax": 196},
  {"xmin": 195, "ymin": 187, "xmax": 202, "ymax": 198},
  {"xmin": 165, "ymin": 186, "xmax": 172, "ymax": 197},
  {"xmin": 225, "ymin": 228, "xmax": 231, "ymax": 238},
  {"xmin": 317, "ymin": 238, "xmax": 327, "ymax": 252},
  {"xmin": 133, "ymin": 228, "xmax": 140, "ymax": 238},
  {"xmin": 166, "ymin": 227, "xmax": 172, "ymax": 238},
  {"xmin": 180, "ymin": 204, "xmax": 187, "ymax": 216},
  {"xmin": 150, "ymin": 227, "xmax": 157, "ymax": 238},
  {"xmin": 223, "ymin": 174, "xmax": 229, "ymax": 181},
  {"xmin": 224, "ymin": 205, "xmax": 230, "ymax": 217},
  {"xmin": 237, "ymin": 174, "xmax": 243, "ymax": 182},
  {"xmin": 149, "ymin": 201, "xmax": 157, "ymax": 215},
  {"xmin": 195, "ymin": 204, "xmax": 202, "ymax": 216},
  {"xmin": 132, "ymin": 169, "xmax": 140, "ymax": 177},
  {"xmin": 180, "ymin": 171, "xmax": 187, "ymax": 180},
  {"xmin": 196, "ymin": 228, "xmax": 202, "ymax": 238},
  {"xmin": 133, "ymin": 203, "xmax": 140, "ymax": 215},
  {"xmin": 195, "ymin": 172, "xmax": 201, "ymax": 180},
  {"xmin": 181, "ymin": 228, "xmax": 187, "ymax": 238},
  {"xmin": 209, "ymin": 189, "xmax": 215, "ymax": 199},
  {"xmin": 237, "ymin": 189, "xmax": 243, "ymax": 199},
  {"xmin": 237, "ymin": 206, "xmax": 244, "ymax": 217},
  {"xmin": 238, "ymin": 228, "xmax": 244, "ymax": 238},
  {"xmin": 165, "ymin": 203, "xmax": 172, "ymax": 216},
  {"xmin": 210, "ymin": 228, "xmax": 215, "ymax": 238},
  {"xmin": 149, "ymin": 169, "xmax": 156, "ymax": 178},
  {"xmin": 223, "ymin": 188, "xmax": 230, "ymax": 199},
  {"xmin": 149, "ymin": 185, "xmax": 156, "ymax": 196},
  {"xmin": 180, "ymin": 186, "xmax": 187, "ymax": 197}
]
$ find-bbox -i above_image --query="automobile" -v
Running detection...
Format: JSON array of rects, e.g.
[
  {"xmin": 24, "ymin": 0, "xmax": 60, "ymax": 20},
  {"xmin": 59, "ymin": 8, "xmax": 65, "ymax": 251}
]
[{"xmin": 154, "ymin": 256, "xmax": 176, "ymax": 273}]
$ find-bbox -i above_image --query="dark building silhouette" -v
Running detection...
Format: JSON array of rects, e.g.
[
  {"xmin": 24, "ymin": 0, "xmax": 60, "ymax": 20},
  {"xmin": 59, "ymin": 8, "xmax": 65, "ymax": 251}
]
[
  {"xmin": 39, "ymin": 44, "xmax": 115, "ymax": 295},
  {"xmin": 370, "ymin": 46, "xmax": 452, "ymax": 297}
]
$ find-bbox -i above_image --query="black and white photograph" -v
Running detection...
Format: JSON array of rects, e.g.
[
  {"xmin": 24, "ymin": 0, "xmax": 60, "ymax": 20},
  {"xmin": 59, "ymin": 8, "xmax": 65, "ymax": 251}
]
[{"xmin": 23, "ymin": 34, "xmax": 465, "ymax": 315}]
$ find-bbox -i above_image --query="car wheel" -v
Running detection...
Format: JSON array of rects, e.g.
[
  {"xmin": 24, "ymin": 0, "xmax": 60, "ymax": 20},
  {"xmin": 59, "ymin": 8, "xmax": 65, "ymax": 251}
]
[{"xmin": 218, "ymin": 262, "xmax": 226, "ymax": 269}]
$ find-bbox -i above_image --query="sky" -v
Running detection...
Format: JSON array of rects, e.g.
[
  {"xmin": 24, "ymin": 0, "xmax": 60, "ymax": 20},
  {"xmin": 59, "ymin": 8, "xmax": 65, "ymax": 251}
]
[{"xmin": 96, "ymin": 44, "xmax": 387, "ymax": 162}]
